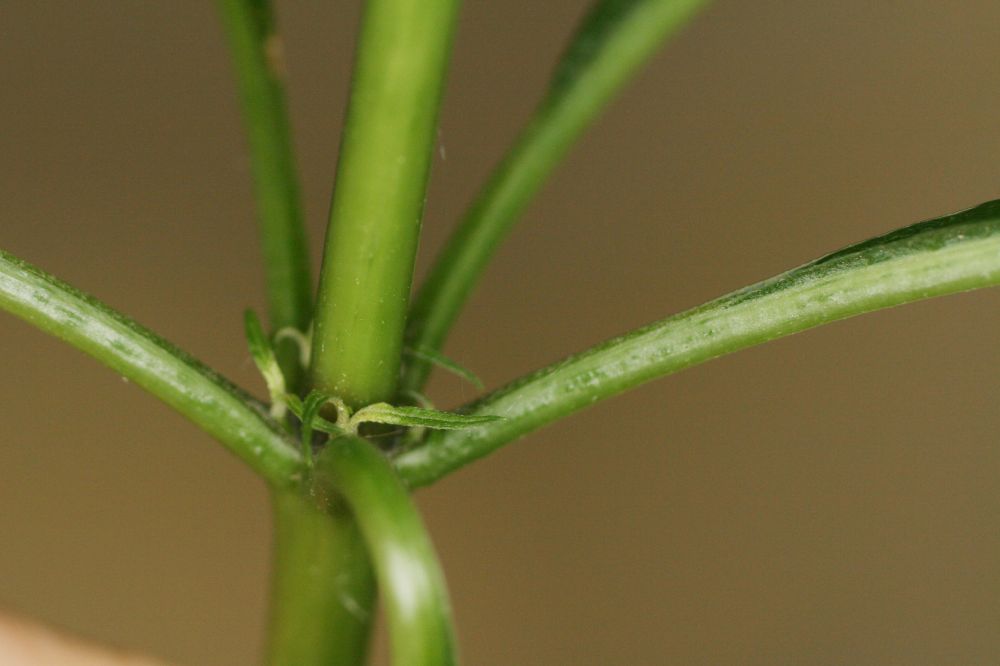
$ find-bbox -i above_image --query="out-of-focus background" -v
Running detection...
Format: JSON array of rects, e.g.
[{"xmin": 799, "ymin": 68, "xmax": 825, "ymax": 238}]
[{"xmin": 2, "ymin": 2, "xmax": 999, "ymax": 664}]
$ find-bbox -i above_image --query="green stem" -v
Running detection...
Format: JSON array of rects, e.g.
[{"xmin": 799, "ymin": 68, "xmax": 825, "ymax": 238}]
[
  {"xmin": 266, "ymin": 489, "xmax": 376, "ymax": 666},
  {"xmin": 395, "ymin": 199, "xmax": 1000, "ymax": 487},
  {"xmin": 402, "ymin": 0, "xmax": 710, "ymax": 393},
  {"xmin": 310, "ymin": 0, "xmax": 461, "ymax": 407},
  {"xmin": 218, "ymin": 0, "xmax": 312, "ymax": 390},
  {"xmin": 314, "ymin": 437, "xmax": 457, "ymax": 665},
  {"xmin": 0, "ymin": 249, "xmax": 302, "ymax": 486}
]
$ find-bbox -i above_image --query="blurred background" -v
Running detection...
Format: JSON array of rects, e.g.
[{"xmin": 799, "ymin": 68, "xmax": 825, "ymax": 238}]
[{"xmin": 2, "ymin": 1, "xmax": 1000, "ymax": 664}]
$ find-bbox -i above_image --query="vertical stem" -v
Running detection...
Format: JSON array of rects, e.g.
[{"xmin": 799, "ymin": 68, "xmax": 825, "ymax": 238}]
[
  {"xmin": 218, "ymin": 0, "xmax": 313, "ymax": 390},
  {"xmin": 310, "ymin": 0, "xmax": 461, "ymax": 407},
  {"xmin": 314, "ymin": 437, "xmax": 457, "ymax": 666},
  {"xmin": 266, "ymin": 489, "xmax": 376, "ymax": 666}
]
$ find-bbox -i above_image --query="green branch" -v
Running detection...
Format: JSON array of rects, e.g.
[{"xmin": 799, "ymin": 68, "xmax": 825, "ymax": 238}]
[
  {"xmin": 218, "ymin": 0, "xmax": 312, "ymax": 390},
  {"xmin": 0, "ymin": 249, "xmax": 303, "ymax": 486},
  {"xmin": 266, "ymin": 490, "xmax": 376, "ymax": 665},
  {"xmin": 310, "ymin": 0, "xmax": 461, "ymax": 407},
  {"xmin": 314, "ymin": 436, "xmax": 456, "ymax": 665},
  {"xmin": 402, "ymin": 0, "xmax": 711, "ymax": 393},
  {"xmin": 395, "ymin": 199, "xmax": 1000, "ymax": 487}
]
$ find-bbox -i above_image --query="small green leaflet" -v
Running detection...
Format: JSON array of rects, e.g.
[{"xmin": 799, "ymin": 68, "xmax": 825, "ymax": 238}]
[
  {"xmin": 285, "ymin": 392, "xmax": 346, "ymax": 437},
  {"xmin": 283, "ymin": 391, "xmax": 347, "ymax": 466},
  {"xmin": 350, "ymin": 403, "xmax": 502, "ymax": 431},
  {"xmin": 299, "ymin": 391, "xmax": 337, "ymax": 464},
  {"xmin": 244, "ymin": 309, "xmax": 287, "ymax": 419},
  {"xmin": 246, "ymin": 316, "xmax": 498, "ymax": 445},
  {"xmin": 303, "ymin": 391, "xmax": 350, "ymax": 431},
  {"xmin": 404, "ymin": 345, "xmax": 484, "ymax": 389}
]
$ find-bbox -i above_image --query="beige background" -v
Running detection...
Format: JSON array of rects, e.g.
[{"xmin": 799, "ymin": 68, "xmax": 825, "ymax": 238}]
[{"xmin": 2, "ymin": 1, "xmax": 1000, "ymax": 664}]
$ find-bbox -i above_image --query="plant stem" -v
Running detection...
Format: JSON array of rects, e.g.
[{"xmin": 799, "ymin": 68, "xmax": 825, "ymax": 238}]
[
  {"xmin": 0, "ymin": 249, "xmax": 302, "ymax": 486},
  {"xmin": 218, "ymin": 0, "xmax": 312, "ymax": 390},
  {"xmin": 310, "ymin": 0, "xmax": 460, "ymax": 407},
  {"xmin": 395, "ymin": 199, "xmax": 1000, "ymax": 486},
  {"xmin": 266, "ymin": 489, "xmax": 376, "ymax": 666},
  {"xmin": 314, "ymin": 437, "xmax": 457, "ymax": 665},
  {"xmin": 402, "ymin": 0, "xmax": 710, "ymax": 393}
]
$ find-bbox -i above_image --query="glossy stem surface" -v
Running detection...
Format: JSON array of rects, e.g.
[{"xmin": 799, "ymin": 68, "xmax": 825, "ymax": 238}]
[
  {"xmin": 396, "ymin": 200, "xmax": 1000, "ymax": 486},
  {"xmin": 315, "ymin": 437, "xmax": 457, "ymax": 665},
  {"xmin": 0, "ymin": 248, "xmax": 302, "ymax": 486},
  {"xmin": 402, "ymin": 0, "xmax": 710, "ymax": 392},
  {"xmin": 266, "ymin": 489, "xmax": 376, "ymax": 666},
  {"xmin": 310, "ymin": 0, "xmax": 460, "ymax": 407},
  {"xmin": 218, "ymin": 0, "xmax": 312, "ymax": 389}
]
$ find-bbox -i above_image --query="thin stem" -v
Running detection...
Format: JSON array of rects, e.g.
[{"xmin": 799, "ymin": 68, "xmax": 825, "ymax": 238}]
[
  {"xmin": 314, "ymin": 437, "xmax": 457, "ymax": 666},
  {"xmin": 218, "ymin": 0, "xmax": 312, "ymax": 390},
  {"xmin": 395, "ymin": 199, "xmax": 1000, "ymax": 487},
  {"xmin": 310, "ymin": 0, "xmax": 461, "ymax": 408},
  {"xmin": 402, "ymin": 0, "xmax": 711, "ymax": 393},
  {"xmin": 266, "ymin": 489, "xmax": 376, "ymax": 666},
  {"xmin": 0, "ymin": 249, "xmax": 302, "ymax": 486}
]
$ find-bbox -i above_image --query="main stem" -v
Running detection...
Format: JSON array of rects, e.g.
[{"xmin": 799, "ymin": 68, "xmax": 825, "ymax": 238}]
[
  {"xmin": 314, "ymin": 438, "xmax": 457, "ymax": 665},
  {"xmin": 310, "ymin": 0, "xmax": 461, "ymax": 408},
  {"xmin": 266, "ymin": 490, "xmax": 376, "ymax": 665},
  {"xmin": 270, "ymin": 2, "xmax": 461, "ymax": 662}
]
